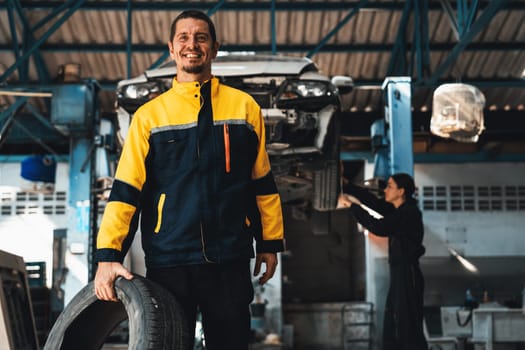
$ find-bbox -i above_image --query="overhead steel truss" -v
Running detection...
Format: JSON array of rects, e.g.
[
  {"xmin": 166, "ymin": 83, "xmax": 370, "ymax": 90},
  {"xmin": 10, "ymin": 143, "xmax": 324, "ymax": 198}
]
[
  {"xmin": 0, "ymin": 0, "xmax": 521, "ymax": 155},
  {"xmin": 0, "ymin": 0, "xmax": 519, "ymax": 87}
]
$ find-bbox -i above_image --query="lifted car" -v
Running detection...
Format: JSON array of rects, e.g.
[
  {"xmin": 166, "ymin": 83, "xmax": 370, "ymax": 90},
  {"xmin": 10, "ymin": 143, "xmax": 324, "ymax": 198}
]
[{"xmin": 116, "ymin": 53, "xmax": 352, "ymax": 211}]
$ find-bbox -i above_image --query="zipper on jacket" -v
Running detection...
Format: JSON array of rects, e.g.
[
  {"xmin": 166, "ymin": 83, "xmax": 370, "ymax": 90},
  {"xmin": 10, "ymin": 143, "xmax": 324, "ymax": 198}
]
[
  {"xmin": 196, "ymin": 82, "xmax": 214, "ymax": 263},
  {"xmin": 223, "ymin": 123, "xmax": 231, "ymax": 173},
  {"xmin": 200, "ymin": 221, "xmax": 214, "ymax": 263},
  {"xmin": 154, "ymin": 193, "xmax": 166, "ymax": 233}
]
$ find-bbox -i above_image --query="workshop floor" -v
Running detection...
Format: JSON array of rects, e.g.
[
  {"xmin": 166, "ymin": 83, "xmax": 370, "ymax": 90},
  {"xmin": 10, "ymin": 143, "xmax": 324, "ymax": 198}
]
[{"xmin": 101, "ymin": 343, "xmax": 283, "ymax": 350}]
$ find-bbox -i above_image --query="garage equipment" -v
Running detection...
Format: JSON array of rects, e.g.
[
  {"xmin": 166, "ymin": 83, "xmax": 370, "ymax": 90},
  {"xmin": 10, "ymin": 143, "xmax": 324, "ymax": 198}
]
[
  {"xmin": 0, "ymin": 249, "xmax": 39, "ymax": 350},
  {"xmin": 431, "ymin": 83, "xmax": 485, "ymax": 143}
]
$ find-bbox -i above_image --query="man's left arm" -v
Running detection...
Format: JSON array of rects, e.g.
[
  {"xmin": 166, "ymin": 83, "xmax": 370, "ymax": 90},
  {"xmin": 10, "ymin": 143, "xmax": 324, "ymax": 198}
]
[
  {"xmin": 250, "ymin": 107, "xmax": 285, "ymax": 283},
  {"xmin": 251, "ymin": 109, "xmax": 285, "ymax": 247}
]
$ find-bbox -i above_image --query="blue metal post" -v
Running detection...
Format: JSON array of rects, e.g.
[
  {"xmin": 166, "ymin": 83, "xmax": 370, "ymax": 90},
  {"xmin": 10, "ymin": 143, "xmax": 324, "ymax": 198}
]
[
  {"xmin": 63, "ymin": 137, "xmax": 93, "ymax": 305},
  {"xmin": 370, "ymin": 119, "xmax": 390, "ymax": 180},
  {"xmin": 382, "ymin": 77, "xmax": 414, "ymax": 177}
]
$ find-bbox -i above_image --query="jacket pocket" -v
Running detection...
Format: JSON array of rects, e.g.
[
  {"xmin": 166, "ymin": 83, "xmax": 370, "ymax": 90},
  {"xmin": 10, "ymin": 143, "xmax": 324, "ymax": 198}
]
[
  {"xmin": 152, "ymin": 130, "xmax": 190, "ymax": 167},
  {"xmin": 154, "ymin": 193, "xmax": 166, "ymax": 233}
]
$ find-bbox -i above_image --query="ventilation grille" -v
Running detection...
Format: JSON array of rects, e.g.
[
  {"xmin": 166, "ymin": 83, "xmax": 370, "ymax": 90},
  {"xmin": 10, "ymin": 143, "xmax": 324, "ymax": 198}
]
[
  {"xmin": 1, "ymin": 191, "xmax": 68, "ymax": 216},
  {"xmin": 419, "ymin": 185, "xmax": 525, "ymax": 212}
]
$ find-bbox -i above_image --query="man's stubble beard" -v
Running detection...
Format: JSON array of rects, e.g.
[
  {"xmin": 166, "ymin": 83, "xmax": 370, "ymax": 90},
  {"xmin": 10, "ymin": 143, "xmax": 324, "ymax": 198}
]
[{"xmin": 181, "ymin": 63, "xmax": 205, "ymax": 74}]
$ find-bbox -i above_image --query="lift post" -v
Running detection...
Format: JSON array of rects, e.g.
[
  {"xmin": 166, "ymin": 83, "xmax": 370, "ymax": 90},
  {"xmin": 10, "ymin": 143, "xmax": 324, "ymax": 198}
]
[{"xmin": 371, "ymin": 77, "xmax": 414, "ymax": 180}]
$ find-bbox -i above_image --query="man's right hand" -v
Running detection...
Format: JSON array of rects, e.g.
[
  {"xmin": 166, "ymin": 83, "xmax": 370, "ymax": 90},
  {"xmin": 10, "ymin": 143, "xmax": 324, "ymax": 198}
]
[{"xmin": 94, "ymin": 262, "xmax": 134, "ymax": 302}]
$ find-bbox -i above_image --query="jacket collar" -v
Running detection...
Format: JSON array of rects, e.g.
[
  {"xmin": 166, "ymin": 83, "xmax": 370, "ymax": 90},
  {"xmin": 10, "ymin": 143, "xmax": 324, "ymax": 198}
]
[{"xmin": 171, "ymin": 76, "xmax": 219, "ymax": 95}]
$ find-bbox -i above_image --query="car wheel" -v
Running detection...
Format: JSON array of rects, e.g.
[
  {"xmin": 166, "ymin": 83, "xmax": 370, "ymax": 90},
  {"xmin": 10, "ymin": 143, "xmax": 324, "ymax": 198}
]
[
  {"xmin": 44, "ymin": 274, "xmax": 191, "ymax": 350},
  {"xmin": 312, "ymin": 159, "xmax": 340, "ymax": 211}
]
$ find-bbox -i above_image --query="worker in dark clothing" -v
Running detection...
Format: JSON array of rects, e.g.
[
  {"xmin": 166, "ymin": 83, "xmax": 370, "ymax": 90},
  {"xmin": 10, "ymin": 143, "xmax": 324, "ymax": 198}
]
[{"xmin": 338, "ymin": 173, "xmax": 428, "ymax": 350}]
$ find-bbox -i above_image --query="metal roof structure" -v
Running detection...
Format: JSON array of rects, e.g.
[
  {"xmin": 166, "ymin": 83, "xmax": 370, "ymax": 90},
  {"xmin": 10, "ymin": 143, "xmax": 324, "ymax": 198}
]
[{"xmin": 1, "ymin": 0, "xmax": 525, "ymax": 156}]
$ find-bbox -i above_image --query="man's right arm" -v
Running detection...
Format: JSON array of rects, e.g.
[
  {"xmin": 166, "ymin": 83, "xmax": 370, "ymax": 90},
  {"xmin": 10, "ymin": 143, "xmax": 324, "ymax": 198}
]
[{"xmin": 94, "ymin": 109, "xmax": 150, "ymax": 300}]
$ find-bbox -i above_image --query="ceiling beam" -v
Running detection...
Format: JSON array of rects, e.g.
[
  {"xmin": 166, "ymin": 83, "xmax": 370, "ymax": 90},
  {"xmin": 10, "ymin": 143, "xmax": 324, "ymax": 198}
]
[
  {"xmin": 0, "ymin": 0, "xmax": 86, "ymax": 83},
  {"xmin": 306, "ymin": 0, "xmax": 368, "ymax": 58},
  {"xmin": 2, "ymin": 1, "xmax": 524, "ymax": 11},
  {"xmin": 2, "ymin": 41, "xmax": 525, "ymax": 53},
  {"xmin": 340, "ymin": 110, "xmax": 525, "ymax": 137},
  {"xmin": 428, "ymin": 0, "xmax": 510, "ymax": 85},
  {"xmin": 351, "ymin": 77, "xmax": 525, "ymax": 89},
  {"xmin": 9, "ymin": 0, "xmax": 51, "ymax": 83}
]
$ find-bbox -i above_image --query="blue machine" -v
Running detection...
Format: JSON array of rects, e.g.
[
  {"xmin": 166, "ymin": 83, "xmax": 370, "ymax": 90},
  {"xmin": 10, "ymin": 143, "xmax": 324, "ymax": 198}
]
[
  {"xmin": 50, "ymin": 81, "xmax": 101, "ymax": 304},
  {"xmin": 51, "ymin": 84, "xmax": 95, "ymax": 136},
  {"xmin": 20, "ymin": 155, "xmax": 57, "ymax": 183}
]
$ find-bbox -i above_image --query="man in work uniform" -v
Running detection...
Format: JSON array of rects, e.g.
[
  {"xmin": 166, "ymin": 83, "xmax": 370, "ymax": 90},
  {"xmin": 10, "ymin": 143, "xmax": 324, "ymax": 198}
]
[{"xmin": 94, "ymin": 10, "xmax": 285, "ymax": 350}]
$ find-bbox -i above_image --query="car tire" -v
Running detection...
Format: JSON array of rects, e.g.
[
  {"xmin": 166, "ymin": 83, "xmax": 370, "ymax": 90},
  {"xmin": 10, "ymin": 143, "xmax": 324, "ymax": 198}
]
[
  {"xmin": 44, "ymin": 274, "xmax": 191, "ymax": 350},
  {"xmin": 312, "ymin": 160, "xmax": 340, "ymax": 211}
]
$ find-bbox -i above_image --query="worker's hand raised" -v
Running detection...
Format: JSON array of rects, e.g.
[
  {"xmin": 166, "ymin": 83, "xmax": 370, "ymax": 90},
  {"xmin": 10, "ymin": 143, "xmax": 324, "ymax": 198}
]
[
  {"xmin": 344, "ymin": 194, "xmax": 362, "ymax": 205},
  {"xmin": 338, "ymin": 193, "xmax": 360, "ymax": 208},
  {"xmin": 337, "ymin": 193, "xmax": 362, "ymax": 208},
  {"xmin": 94, "ymin": 262, "xmax": 134, "ymax": 302},
  {"xmin": 254, "ymin": 252, "xmax": 278, "ymax": 285}
]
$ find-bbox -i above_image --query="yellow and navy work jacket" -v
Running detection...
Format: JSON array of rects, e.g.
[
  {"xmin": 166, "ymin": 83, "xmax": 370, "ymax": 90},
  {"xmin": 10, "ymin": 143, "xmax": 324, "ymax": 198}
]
[{"xmin": 95, "ymin": 77, "xmax": 285, "ymax": 267}]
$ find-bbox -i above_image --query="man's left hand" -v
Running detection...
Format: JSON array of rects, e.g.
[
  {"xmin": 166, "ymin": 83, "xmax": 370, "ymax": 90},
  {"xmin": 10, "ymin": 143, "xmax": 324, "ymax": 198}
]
[{"xmin": 253, "ymin": 252, "xmax": 278, "ymax": 285}]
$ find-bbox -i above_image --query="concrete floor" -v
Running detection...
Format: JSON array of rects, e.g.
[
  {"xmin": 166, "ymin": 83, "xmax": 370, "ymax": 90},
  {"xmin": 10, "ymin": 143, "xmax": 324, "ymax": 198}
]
[{"xmin": 101, "ymin": 344, "xmax": 283, "ymax": 350}]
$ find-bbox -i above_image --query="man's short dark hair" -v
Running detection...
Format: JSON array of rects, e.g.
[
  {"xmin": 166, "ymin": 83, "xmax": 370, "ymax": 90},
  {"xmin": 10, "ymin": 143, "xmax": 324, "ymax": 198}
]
[{"xmin": 170, "ymin": 10, "xmax": 217, "ymax": 44}]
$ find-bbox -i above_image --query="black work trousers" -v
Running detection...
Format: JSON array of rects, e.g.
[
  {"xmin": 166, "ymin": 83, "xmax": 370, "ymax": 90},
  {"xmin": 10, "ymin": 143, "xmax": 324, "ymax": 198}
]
[
  {"xmin": 147, "ymin": 260, "xmax": 254, "ymax": 350},
  {"xmin": 382, "ymin": 263, "xmax": 428, "ymax": 350}
]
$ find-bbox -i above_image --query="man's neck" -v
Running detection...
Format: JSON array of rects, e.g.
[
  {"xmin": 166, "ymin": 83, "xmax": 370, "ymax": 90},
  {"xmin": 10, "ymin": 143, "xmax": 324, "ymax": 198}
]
[{"xmin": 177, "ymin": 71, "xmax": 213, "ymax": 84}]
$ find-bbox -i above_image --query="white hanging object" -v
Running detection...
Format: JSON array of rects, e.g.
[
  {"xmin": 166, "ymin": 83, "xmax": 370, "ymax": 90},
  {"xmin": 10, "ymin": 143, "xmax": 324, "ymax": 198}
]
[{"xmin": 431, "ymin": 83, "xmax": 486, "ymax": 142}]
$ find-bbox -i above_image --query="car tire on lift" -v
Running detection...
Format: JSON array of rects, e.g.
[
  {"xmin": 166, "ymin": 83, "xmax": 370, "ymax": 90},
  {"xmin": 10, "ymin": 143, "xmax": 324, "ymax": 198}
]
[
  {"xmin": 44, "ymin": 274, "xmax": 191, "ymax": 350},
  {"xmin": 312, "ymin": 160, "xmax": 340, "ymax": 211}
]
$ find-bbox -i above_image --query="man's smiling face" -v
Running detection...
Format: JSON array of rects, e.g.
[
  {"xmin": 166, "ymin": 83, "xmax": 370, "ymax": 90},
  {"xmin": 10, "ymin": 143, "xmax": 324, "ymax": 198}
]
[{"xmin": 168, "ymin": 17, "xmax": 219, "ymax": 82}]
